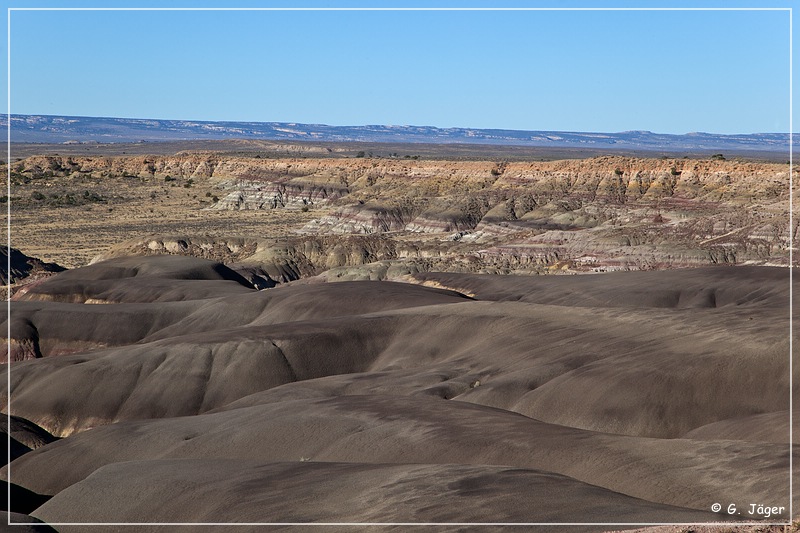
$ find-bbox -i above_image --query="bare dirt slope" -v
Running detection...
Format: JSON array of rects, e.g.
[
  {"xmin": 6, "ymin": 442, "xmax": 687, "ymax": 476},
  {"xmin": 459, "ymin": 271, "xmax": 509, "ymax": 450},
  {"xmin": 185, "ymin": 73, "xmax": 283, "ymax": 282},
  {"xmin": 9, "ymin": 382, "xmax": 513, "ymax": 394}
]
[{"xmin": 2, "ymin": 256, "xmax": 794, "ymax": 529}]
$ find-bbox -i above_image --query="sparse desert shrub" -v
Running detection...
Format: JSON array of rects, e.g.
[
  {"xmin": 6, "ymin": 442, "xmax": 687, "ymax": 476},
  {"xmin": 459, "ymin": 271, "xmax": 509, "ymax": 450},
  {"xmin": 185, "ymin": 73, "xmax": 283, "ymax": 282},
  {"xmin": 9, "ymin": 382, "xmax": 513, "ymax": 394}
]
[
  {"xmin": 29, "ymin": 189, "xmax": 107, "ymax": 207},
  {"xmin": 82, "ymin": 190, "xmax": 105, "ymax": 202},
  {"xmin": 164, "ymin": 175, "xmax": 175, "ymax": 182},
  {"xmin": 711, "ymin": 153, "xmax": 726, "ymax": 161},
  {"xmin": 10, "ymin": 171, "xmax": 28, "ymax": 185}
]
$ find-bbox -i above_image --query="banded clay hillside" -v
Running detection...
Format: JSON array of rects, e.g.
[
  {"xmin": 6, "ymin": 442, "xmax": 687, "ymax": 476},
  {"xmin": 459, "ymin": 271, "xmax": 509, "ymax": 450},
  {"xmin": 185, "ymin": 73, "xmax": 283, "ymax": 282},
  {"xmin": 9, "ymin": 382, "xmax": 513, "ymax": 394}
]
[
  {"xmin": 6, "ymin": 152, "xmax": 794, "ymax": 282},
  {"xmin": 3, "ymin": 257, "xmax": 796, "ymax": 529}
]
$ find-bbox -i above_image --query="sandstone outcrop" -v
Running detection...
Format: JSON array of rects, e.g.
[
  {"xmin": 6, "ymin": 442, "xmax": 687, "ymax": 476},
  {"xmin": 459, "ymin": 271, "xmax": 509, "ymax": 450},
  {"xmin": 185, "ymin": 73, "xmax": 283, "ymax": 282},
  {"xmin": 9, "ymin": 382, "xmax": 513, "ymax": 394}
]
[{"xmin": 7, "ymin": 153, "xmax": 794, "ymax": 275}]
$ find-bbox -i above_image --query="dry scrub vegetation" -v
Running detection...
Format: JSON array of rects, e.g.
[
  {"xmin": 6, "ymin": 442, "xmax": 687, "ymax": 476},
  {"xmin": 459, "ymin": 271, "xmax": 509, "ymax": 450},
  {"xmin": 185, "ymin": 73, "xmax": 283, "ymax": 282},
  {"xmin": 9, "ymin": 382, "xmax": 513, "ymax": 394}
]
[{"xmin": 6, "ymin": 157, "xmax": 316, "ymax": 267}]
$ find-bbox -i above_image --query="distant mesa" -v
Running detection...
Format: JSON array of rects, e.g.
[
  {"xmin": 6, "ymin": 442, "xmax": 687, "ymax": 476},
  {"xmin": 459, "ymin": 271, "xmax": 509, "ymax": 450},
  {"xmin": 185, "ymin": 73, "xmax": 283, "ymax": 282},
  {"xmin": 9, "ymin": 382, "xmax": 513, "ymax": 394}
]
[{"xmin": 4, "ymin": 114, "xmax": 793, "ymax": 154}]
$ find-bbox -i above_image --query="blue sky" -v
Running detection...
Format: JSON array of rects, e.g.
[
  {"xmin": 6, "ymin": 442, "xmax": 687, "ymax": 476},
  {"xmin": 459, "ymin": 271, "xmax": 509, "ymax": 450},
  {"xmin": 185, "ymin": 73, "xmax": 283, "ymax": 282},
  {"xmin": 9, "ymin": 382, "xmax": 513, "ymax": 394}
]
[{"xmin": 1, "ymin": 0, "xmax": 796, "ymax": 135}]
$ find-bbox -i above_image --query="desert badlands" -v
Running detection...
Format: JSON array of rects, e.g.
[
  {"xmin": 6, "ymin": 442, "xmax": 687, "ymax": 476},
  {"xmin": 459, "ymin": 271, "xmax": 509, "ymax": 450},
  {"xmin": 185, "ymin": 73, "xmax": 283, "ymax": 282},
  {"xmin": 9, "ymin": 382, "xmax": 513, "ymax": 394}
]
[{"xmin": 1, "ymin": 144, "xmax": 796, "ymax": 531}]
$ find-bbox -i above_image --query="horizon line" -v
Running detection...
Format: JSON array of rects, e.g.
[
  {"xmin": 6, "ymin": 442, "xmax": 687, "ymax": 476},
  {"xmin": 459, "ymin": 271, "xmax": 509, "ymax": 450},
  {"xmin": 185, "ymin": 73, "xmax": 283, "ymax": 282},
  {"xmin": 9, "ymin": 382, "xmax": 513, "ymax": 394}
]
[{"xmin": 5, "ymin": 113, "xmax": 795, "ymax": 138}]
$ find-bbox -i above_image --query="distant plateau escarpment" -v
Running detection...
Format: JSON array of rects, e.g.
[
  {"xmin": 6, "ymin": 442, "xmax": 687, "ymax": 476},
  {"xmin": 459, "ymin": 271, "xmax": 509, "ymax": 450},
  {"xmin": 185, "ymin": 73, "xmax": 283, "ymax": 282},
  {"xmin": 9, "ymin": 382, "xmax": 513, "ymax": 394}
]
[
  {"xmin": 6, "ymin": 153, "xmax": 793, "ymax": 278},
  {"xmin": 6, "ymin": 114, "xmax": 792, "ymax": 156}
]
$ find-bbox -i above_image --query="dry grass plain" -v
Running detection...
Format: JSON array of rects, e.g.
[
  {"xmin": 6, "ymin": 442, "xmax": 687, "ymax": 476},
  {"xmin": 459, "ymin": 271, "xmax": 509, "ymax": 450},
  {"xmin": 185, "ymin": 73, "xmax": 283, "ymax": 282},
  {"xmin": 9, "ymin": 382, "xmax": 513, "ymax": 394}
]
[{"xmin": 7, "ymin": 171, "xmax": 317, "ymax": 268}]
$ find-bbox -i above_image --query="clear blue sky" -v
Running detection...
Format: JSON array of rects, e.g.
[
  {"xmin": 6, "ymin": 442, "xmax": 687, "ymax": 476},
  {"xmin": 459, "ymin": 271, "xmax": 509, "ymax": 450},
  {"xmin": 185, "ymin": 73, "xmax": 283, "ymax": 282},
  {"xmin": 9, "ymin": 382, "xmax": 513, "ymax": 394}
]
[{"xmin": 1, "ymin": 0, "xmax": 796, "ymax": 135}]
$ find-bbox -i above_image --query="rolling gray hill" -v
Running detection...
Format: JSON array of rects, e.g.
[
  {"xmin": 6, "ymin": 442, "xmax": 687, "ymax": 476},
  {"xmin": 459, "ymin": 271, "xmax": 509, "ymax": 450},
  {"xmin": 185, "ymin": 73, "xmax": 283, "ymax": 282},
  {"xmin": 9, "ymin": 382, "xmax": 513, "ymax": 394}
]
[{"xmin": 1, "ymin": 256, "xmax": 793, "ymax": 528}]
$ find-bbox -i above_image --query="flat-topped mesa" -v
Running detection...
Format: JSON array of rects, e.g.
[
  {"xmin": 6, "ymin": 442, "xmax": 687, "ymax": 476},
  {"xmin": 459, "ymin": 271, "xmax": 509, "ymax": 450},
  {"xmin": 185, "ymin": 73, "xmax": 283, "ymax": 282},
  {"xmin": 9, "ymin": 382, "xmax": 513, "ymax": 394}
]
[
  {"xmin": 7, "ymin": 153, "xmax": 793, "ymax": 273},
  {"xmin": 14, "ymin": 154, "xmax": 221, "ymax": 180},
  {"xmin": 10, "ymin": 153, "xmax": 790, "ymax": 199}
]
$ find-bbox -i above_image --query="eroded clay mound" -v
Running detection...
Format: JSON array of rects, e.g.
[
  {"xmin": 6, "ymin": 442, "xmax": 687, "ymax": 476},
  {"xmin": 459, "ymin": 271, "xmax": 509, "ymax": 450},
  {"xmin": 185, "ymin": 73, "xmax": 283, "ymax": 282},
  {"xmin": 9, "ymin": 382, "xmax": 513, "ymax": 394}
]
[
  {"xmin": 2, "ymin": 257, "xmax": 794, "ymax": 526},
  {"xmin": 13, "ymin": 254, "xmax": 256, "ymax": 304},
  {"xmin": 6, "ymin": 394, "xmax": 788, "ymax": 515},
  {"xmin": 0, "ymin": 248, "xmax": 65, "ymax": 287},
  {"xmin": 413, "ymin": 265, "xmax": 789, "ymax": 308},
  {"xmin": 32, "ymin": 459, "xmax": 723, "ymax": 525}
]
